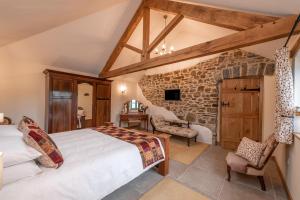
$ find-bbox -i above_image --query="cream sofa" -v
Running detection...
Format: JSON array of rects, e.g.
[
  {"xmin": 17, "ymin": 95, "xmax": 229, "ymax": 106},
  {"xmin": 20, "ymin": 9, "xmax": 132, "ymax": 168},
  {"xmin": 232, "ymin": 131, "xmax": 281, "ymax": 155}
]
[{"xmin": 150, "ymin": 115, "xmax": 198, "ymax": 146}]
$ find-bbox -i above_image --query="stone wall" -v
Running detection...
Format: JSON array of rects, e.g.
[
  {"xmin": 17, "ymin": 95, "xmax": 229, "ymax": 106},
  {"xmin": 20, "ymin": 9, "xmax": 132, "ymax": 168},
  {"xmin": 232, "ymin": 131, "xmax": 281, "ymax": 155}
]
[{"xmin": 138, "ymin": 49, "xmax": 275, "ymax": 134}]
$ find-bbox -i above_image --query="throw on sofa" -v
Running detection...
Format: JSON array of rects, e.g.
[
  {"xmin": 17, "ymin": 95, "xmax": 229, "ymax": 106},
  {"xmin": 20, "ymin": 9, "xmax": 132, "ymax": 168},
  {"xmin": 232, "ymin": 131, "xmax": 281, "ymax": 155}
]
[{"xmin": 150, "ymin": 115, "xmax": 198, "ymax": 146}]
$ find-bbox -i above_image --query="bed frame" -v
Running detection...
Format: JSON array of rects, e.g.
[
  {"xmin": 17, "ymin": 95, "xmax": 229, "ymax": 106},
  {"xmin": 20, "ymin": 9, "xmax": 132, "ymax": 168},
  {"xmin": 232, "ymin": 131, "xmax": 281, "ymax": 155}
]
[{"xmin": 151, "ymin": 133, "xmax": 170, "ymax": 176}]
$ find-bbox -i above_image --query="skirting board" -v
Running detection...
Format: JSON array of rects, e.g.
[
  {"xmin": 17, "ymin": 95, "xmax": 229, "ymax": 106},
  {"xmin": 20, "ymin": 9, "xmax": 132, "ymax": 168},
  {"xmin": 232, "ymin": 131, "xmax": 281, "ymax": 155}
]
[{"xmin": 271, "ymin": 156, "xmax": 293, "ymax": 200}]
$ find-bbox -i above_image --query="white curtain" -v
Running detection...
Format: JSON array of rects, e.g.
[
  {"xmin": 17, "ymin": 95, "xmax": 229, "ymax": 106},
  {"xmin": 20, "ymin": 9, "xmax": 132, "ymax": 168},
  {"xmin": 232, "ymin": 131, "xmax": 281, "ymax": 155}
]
[{"xmin": 274, "ymin": 47, "xmax": 294, "ymax": 144}]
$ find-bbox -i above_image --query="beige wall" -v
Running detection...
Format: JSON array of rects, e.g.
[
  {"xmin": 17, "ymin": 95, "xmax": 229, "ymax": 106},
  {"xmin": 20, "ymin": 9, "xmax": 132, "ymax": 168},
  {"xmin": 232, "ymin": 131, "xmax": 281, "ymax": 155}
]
[
  {"xmin": 110, "ymin": 80, "xmax": 138, "ymax": 125},
  {"xmin": 286, "ymin": 137, "xmax": 300, "ymax": 200},
  {"xmin": 262, "ymin": 54, "xmax": 300, "ymax": 200},
  {"xmin": 0, "ymin": 49, "xmax": 96, "ymax": 128},
  {"xmin": 286, "ymin": 54, "xmax": 300, "ymax": 200},
  {"xmin": 262, "ymin": 76, "xmax": 287, "ymax": 174}
]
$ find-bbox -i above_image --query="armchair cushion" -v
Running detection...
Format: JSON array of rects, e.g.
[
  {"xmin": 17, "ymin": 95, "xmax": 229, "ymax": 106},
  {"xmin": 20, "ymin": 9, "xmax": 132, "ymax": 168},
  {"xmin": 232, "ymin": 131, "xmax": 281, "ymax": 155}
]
[
  {"xmin": 236, "ymin": 137, "xmax": 266, "ymax": 167},
  {"xmin": 226, "ymin": 152, "xmax": 248, "ymax": 173}
]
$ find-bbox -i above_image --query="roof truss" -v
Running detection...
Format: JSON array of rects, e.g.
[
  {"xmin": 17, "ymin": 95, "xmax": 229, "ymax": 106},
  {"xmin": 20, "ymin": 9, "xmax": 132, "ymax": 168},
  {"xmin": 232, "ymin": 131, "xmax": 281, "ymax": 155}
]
[
  {"xmin": 99, "ymin": 0, "xmax": 298, "ymax": 78},
  {"xmin": 290, "ymin": 35, "xmax": 300, "ymax": 58}
]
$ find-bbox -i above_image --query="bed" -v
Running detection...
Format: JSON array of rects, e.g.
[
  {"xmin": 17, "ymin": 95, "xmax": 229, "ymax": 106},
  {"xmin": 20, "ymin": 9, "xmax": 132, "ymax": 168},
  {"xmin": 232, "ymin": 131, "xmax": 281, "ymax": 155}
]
[{"xmin": 0, "ymin": 127, "xmax": 169, "ymax": 200}]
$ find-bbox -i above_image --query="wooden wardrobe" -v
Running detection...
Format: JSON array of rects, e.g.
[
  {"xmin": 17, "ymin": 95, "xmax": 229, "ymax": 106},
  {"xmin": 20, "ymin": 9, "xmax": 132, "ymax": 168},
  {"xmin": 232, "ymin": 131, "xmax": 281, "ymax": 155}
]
[
  {"xmin": 44, "ymin": 69, "xmax": 112, "ymax": 134},
  {"xmin": 220, "ymin": 77, "xmax": 263, "ymax": 150}
]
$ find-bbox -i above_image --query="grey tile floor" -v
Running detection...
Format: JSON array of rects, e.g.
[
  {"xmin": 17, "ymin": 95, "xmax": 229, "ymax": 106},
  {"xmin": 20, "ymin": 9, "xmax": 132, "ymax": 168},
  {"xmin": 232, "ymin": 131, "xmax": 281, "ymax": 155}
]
[{"xmin": 103, "ymin": 145, "xmax": 289, "ymax": 200}]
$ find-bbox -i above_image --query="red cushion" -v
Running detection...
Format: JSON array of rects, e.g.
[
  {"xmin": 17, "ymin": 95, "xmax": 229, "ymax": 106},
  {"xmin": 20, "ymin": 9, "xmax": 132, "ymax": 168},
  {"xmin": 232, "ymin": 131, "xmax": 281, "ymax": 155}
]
[{"xmin": 18, "ymin": 116, "xmax": 63, "ymax": 168}]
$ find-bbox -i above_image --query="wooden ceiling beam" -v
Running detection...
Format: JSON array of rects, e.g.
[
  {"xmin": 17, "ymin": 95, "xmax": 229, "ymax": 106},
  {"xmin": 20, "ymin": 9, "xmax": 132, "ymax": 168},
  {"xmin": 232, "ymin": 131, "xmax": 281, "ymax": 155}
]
[
  {"xmin": 124, "ymin": 44, "xmax": 143, "ymax": 54},
  {"xmin": 100, "ymin": 1, "xmax": 144, "ymax": 74},
  {"xmin": 290, "ymin": 35, "xmax": 300, "ymax": 58},
  {"xmin": 145, "ymin": 0, "xmax": 279, "ymax": 31},
  {"xmin": 100, "ymin": 15, "xmax": 300, "ymax": 78},
  {"xmin": 142, "ymin": 7, "xmax": 150, "ymax": 60},
  {"xmin": 148, "ymin": 14, "xmax": 184, "ymax": 53}
]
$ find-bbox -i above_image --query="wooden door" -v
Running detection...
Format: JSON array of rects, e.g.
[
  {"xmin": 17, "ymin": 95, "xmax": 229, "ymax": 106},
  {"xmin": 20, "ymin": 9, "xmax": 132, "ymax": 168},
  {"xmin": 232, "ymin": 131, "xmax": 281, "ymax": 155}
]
[
  {"xmin": 95, "ymin": 83, "xmax": 111, "ymax": 126},
  {"xmin": 96, "ymin": 100, "xmax": 111, "ymax": 126},
  {"xmin": 97, "ymin": 84, "xmax": 111, "ymax": 99},
  {"xmin": 49, "ymin": 77, "xmax": 75, "ymax": 133},
  {"xmin": 220, "ymin": 78, "xmax": 262, "ymax": 150}
]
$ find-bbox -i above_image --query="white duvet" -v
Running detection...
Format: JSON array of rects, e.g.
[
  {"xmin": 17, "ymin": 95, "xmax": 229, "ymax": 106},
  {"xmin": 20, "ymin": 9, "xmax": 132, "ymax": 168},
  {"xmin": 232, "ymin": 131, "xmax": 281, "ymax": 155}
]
[{"xmin": 0, "ymin": 129, "xmax": 164, "ymax": 200}]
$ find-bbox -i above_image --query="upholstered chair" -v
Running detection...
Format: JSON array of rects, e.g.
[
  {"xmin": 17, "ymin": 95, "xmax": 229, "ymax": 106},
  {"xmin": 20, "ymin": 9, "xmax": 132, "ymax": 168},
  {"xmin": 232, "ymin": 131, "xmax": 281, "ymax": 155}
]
[{"xmin": 226, "ymin": 134, "xmax": 278, "ymax": 191}]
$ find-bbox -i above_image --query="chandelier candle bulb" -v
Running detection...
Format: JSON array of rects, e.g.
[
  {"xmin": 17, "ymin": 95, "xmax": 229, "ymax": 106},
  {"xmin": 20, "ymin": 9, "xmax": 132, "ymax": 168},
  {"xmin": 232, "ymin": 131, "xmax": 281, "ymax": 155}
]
[{"xmin": 154, "ymin": 15, "xmax": 175, "ymax": 56}]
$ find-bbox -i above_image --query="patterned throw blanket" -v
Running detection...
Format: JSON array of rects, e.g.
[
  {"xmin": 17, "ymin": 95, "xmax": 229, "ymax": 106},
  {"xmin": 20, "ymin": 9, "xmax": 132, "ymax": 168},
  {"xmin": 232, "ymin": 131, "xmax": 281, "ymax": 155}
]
[{"xmin": 94, "ymin": 126, "xmax": 164, "ymax": 168}]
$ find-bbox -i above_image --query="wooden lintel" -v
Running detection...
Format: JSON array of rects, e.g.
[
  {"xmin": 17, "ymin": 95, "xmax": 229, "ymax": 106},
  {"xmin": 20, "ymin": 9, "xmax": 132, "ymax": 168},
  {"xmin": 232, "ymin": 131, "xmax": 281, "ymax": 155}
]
[
  {"xmin": 145, "ymin": 0, "xmax": 279, "ymax": 31},
  {"xmin": 100, "ymin": 15, "xmax": 300, "ymax": 78},
  {"xmin": 290, "ymin": 35, "xmax": 300, "ymax": 58},
  {"xmin": 148, "ymin": 14, "xmax": 184, "ymax": 53},
  {"xmin": 142, "ymin": 7, "xmax": 150, "ymax": 60},
  {"xmin": 124, "ymin": 44, "xmax": 143, "ymax": 54},
  {"xmin": 100, "ymin": 2, "xmax": 144, "ymax": 74}
]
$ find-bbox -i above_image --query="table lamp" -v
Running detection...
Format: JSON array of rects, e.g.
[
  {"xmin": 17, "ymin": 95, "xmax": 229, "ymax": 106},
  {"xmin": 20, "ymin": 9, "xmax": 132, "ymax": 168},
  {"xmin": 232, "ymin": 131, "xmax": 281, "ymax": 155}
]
[
  {"xmin": 0, "ymin": 113, "xmax": 4, "ymax": 123},
  {"xmin": 0, "ymin": 152, "xmax": 3, "ymax": 189}
]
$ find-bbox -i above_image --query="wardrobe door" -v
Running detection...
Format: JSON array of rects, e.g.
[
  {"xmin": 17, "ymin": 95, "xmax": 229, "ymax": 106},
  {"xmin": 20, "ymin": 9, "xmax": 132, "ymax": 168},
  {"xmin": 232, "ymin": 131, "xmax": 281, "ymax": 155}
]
[
  {"xmin": 96, "ymin": 100, "xmax": 111, "ymax": 126},
  {"xmin": 49, "ymin": 77, "xmax": 75, "ymax": 133},
  {"xmin": 51, "ymin": 99, "xmax": 72, "ymax": 132},
  {"xmin": 95, "ymin": 83, "xmax": 111, "ymax": 126},
  {"xmin": 97, "ymin": 84, "xmax": 111, "ymax": 99}
]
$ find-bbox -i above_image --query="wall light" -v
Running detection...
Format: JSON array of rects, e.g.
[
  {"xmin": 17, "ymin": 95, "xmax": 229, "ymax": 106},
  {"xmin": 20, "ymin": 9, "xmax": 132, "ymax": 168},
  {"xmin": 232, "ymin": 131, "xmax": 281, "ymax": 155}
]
[
  {"xmin": 0, "ymin": 113, "xmax": 4, "ymax": 123},
  {"xmin": 119, "ymin": 84, "xmax": 127, "ymax": 95}
]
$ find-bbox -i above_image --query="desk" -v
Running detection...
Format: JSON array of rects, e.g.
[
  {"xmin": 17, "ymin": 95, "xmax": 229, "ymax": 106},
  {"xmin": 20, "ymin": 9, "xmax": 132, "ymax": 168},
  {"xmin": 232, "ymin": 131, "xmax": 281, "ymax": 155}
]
[{"xmin": 119, "ymin": 113, "xmax": 148, "ymax": 130}]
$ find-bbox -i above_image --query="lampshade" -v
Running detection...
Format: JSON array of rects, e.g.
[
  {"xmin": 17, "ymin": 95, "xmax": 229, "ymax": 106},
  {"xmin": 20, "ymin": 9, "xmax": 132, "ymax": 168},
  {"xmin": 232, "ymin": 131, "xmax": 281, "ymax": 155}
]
[
  {"xmin": 119, "ymin": 84, "xmax": 127, "ymax": 94},
  {"xmin": 0, "ymin": 113, "xmax": 3, "ymax": 123},
  {"xmin": 0, "ymin": 152, "xmax": 3, "ymax": 189}
]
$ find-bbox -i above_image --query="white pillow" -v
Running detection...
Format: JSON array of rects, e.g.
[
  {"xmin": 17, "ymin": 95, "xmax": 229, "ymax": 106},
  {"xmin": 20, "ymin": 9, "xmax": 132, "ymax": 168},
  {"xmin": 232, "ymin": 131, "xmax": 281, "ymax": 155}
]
[
  {"xmin": 3, "ymin": 161, "xmax": 42, "ymax": 185},
  {"xmin": 0, "ymin": 125, "xmax": 23, "ymax": 137},
  {"xmin": 0, "ymin": 136, "xmax": 42, "ymax": 167}
]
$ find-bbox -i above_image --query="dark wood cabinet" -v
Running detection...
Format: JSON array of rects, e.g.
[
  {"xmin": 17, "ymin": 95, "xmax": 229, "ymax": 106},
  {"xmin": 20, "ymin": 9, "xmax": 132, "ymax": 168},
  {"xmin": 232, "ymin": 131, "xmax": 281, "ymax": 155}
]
[
  {"xmin": 44, "ymin": 69, "xmax": 112, "ymax": 133},
  {"xmin": 96, "ymin": 100, "xmax": 111, "ymax": 126},
  {"xmin": 220, "ymin": 77, "xmax": 263, "ymax": 150},
  {"xmin": 97, "ymin": 84, "xmax": 111, "ymax": 99}
]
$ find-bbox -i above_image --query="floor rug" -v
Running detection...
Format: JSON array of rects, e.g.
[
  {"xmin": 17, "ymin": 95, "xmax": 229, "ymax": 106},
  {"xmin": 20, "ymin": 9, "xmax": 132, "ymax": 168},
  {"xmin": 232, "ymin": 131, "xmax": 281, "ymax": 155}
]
[
  {"xmin": 139, "ymin": 178, "xmax": 210, "ymax": 200},
  {"xmin": 170, "ymin": 137, "xmax": 209, "ymax": 165}
]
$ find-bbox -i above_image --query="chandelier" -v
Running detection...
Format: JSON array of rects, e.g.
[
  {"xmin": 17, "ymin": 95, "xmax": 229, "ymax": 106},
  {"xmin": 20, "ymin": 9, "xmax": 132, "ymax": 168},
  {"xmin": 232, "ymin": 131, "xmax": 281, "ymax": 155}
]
[{"xmin": 154, "ymin": 15, "xmax": 175, "ymax": 55}]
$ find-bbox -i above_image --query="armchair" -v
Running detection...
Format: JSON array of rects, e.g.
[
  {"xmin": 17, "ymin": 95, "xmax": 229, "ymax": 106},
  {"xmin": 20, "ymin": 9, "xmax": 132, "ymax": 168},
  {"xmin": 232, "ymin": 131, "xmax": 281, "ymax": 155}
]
[{"xmin": 226, "ymin": 134, "xmax": 278, "ymax": 191}]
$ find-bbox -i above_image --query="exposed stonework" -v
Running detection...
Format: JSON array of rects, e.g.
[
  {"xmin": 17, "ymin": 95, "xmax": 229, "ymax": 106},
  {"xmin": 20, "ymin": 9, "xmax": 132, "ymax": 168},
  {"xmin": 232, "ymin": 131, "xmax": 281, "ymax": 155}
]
[{"xmin": 139, "ymin": 49, "xmax": 275, "ymax": 135}]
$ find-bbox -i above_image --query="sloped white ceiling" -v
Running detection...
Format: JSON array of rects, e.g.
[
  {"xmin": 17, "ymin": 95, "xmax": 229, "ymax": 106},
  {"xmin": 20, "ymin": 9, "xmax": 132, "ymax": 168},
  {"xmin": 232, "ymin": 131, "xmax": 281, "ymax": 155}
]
[
  {"xmin": 182, "ymin": 0, "xmax": 300, "ymax": 15},
  {"xmin": 0, "ymin": 0, "xmax": 136, "ymax": 46},
  {"xmin": 0, "ymin": 0, "xmax": 298, "ymax": 75},
  {"xmin": 0, "ymin": 0, "xmax": 141, "ymax": 74}
]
